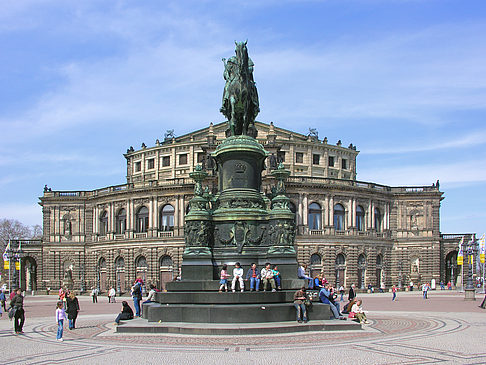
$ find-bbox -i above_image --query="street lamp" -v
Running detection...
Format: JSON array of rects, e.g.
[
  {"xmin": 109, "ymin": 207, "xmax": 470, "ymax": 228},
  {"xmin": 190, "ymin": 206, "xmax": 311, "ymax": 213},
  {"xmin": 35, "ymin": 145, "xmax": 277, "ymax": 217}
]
[
  {"xmin": 465, "ymin": 237, "xmax": 477, "ymax": 300},
  {"xmin": 5, "ymin": 241, "xmax": 24, "ymax": 293},
  {"xmin": 398, "ymin": 261, "xmax": 403, "ymax": 289}
]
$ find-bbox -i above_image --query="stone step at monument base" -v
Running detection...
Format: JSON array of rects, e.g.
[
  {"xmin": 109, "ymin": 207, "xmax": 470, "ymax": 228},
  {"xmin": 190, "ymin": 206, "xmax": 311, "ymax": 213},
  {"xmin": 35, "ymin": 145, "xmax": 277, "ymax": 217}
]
[
  {"xmin": 116, "ymin": 319, "xmax": 361, "ymax": 335},
  {"xmin": 154, "ymin": 290, "xmax": 301, "ymax": 304},
  {"xmin": 165, "ymin": 278, "xmax": 307, "ymax": 292},
  {"xmin": 142, "ymin": 302, "xmax": 331, "ymax": 323}
]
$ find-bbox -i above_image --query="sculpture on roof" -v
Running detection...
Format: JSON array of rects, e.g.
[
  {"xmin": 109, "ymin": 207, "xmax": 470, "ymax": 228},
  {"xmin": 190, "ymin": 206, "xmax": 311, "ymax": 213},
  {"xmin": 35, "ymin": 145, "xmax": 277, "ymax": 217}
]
[{"xmin": 221, "ymin": 41, "xmax": 260, "ymax": 136}]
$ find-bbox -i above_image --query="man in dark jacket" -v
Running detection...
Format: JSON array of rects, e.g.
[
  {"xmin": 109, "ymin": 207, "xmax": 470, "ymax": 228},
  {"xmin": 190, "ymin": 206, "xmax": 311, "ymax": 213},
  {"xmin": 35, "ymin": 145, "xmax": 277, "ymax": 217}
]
[
  {"xmin": 348, "ymin": 283, "xmax": 356, "ymax": 301},
  {"xmin": 245, "ymin": 263, "xmax": 261, "ymax": 291},
  {"xmin": 10, "ymin": 289, "xmax": 25, "ymax": 334}
]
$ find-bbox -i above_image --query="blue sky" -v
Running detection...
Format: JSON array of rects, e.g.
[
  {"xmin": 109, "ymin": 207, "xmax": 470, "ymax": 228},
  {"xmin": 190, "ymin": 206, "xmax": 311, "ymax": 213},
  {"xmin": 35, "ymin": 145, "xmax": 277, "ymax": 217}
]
[{"xmin": 0, "ymin": 0, "xmax": 485, "ymax": 235}]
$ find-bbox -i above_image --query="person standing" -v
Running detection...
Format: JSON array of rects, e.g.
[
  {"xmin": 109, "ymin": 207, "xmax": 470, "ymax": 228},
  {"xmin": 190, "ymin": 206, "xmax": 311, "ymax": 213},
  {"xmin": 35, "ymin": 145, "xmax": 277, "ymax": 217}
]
[
  {"xmin": 56, "ymin": 301, "xmax": 67, "ymax": 341},
  {"xmin": 348, "ymin": 283, "xmax": 356, "ymax": 301},
  {"xmin": 231, "ymin": 262, "xmax": 244, "ymax": 292},
  {"xmin": 10, "ymin": 289, "xmax": 25, "ymax": 334},
  {"xmin": 108, "ymin": 287, "xmax": 116, "ymax": 303},
  {"xmin": 91, "ymin": 287, "xmax": 98, "ymax": 303},
  {"xmin": 392, "ymin": 285, "xmax": 397, "ymax": 301},
  {"xmin": 66, "ymin": 291, "xmax": 80, "ymax": 329},
  {"xmin": 339, "ymin": 285, "xmax": 345, "ymax": 301},
  {"xmin": 0, "ymin": 290, "xmax": 6, "ymax": 312},
  {"xmin": 219, "ymin": 264, "xmax": 231, "ymax": 292},
  {"xmin": 422, "ymin": 282, "xmax": 430, "ymax": 299},
  {"xmin": 131, "ymin": 282, "xmax": 142, "ymax": 317}
]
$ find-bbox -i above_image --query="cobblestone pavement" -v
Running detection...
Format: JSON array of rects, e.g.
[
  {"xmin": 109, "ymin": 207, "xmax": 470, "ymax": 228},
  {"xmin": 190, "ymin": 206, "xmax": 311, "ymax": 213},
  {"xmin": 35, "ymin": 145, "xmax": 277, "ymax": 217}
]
[{"xmin": 0, "ymin": 291, "xmax": 485, "ymax": 364}]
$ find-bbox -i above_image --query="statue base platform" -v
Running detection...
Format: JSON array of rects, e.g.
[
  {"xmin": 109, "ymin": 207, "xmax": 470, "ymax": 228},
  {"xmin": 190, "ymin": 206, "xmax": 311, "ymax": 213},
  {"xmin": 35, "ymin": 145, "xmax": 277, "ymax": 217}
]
[{"xmin": 116, "ymin": 318, "xmax": 361, "ymax": 335}]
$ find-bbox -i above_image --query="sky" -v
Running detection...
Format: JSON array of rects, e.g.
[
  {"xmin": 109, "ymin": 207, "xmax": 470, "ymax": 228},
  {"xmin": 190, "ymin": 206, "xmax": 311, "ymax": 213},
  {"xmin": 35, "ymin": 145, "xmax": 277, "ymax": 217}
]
[{"xmin": 0, "ymin": 0, "xmax": 485, "ymax": 235}]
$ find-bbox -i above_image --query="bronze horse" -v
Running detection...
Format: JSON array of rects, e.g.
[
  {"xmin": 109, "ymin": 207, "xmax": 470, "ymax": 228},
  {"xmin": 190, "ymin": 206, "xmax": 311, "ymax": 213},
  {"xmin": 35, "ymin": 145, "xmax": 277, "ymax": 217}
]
[{"xmin": 221, "ymin": 41, "xmax": 260, "ymax": 136}]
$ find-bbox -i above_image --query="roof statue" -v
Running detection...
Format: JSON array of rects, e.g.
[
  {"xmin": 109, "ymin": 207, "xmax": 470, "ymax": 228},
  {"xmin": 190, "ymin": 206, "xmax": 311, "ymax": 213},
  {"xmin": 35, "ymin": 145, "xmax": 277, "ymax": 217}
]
[{"xmin": 220, "ymin": 41, "xmax": 260, "ymax": 136}]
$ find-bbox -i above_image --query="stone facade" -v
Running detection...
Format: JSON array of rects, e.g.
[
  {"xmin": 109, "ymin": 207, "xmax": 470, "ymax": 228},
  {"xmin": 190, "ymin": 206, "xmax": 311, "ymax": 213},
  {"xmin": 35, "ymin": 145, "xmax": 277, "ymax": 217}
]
[{"xmin": 18, "ymin": 121, "xmax": 462, "ymax": 293}]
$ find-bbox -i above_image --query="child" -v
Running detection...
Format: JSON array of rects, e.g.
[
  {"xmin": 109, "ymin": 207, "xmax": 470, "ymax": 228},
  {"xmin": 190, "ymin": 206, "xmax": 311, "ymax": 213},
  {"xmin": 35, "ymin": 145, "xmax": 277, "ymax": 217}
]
[
  {"xmin": 56, "ymin": 301, "xmax": 68, "ymax": 341},
  {"xmin": 219, "ymin": 264, "xmax": 230, "ymax": 292},
  {"xmin": 272, "ymin": 265, "xmax": 282, "ymax": 290},
  {"xmin": 232, "ymin": 262, "xmax": 244, "ymax": 292}
]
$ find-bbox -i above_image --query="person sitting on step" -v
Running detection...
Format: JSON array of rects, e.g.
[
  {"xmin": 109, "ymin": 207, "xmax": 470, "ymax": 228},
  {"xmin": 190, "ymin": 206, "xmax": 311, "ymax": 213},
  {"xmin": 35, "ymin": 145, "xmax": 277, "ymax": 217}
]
[{"xmin": 260, "ymin": 263, "xmax": 277, "ymax": 292}]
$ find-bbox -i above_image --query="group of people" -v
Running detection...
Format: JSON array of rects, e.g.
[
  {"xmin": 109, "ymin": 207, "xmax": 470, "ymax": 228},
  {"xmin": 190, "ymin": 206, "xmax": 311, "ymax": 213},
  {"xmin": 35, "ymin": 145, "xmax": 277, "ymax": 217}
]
[
  {"xmin": 292, "ymin": 281, "xmax": 370, "ymax": 325},
  {"xmin": 219, "ymin": 262, "xmax": 282, "ymax": 292},
  {"xmin": 58, "ymin": 287, "xmax": 80, "ymax": 330}
]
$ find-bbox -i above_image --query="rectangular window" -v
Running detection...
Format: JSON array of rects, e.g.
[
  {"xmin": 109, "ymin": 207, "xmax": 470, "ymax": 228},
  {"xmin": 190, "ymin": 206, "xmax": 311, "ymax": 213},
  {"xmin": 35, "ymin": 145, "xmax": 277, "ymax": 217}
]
[
  {"xmin": 179, "ymin": 153, "xmax": 188, "ymax": 165},
  {"xmin": 134, "ymin": 161, "xmax": 141, "ymax": 172},
  {"xmin": 312, "ymin": 154, "xmax": 320, "ymax": 165},
  {"xmin": 295, "ymin": 152, "xmax": 303, "ymax": 164},
  {"xmin": 342, "ymin": 159, "xmax": 347, "ymax": 169},
  {"xmin": 328, "ymin": 156, "xmax": 335, "ymax": 167},
  {"xmin": 162, "ymin": 156, "xmax": 170, "ymax": 167},
  {"xmin": 147, "ymin": 158, "xmax": 154, "ymax": 170},
  {"xmin": 197, "ymin": 152, "xmax": 205, "ymax": 163},
  {"xmin": 277, "ymin": 151, "xmax": 285, "ymax": 163}
]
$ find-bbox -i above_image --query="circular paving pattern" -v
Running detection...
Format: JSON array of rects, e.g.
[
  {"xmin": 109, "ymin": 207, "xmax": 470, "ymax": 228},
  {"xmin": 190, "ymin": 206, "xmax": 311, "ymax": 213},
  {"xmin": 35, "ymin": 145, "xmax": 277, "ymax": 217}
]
[{"xmin": 21, "ymin": 314, "xmax": 467, "ymax": 352}]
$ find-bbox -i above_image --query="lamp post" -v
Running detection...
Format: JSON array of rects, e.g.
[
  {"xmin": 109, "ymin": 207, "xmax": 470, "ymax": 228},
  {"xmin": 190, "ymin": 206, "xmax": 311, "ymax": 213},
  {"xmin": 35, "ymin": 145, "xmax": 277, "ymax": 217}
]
[
  {"xmin": 398, "ymin": 260, "xmax": 403, "ymax": 289},
  {"xmin": 465, "ymin": 237, "xmax": 476, "ymax": 300},
  {"xmin": 5, "ymin": 241, "xmax": 24, "ymax": 293}
]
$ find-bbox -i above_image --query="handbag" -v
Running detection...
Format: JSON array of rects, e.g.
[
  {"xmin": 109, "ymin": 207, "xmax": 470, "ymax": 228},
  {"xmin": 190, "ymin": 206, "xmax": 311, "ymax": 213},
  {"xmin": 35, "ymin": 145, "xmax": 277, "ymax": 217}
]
[
  {"xmin": 304, "ymin": 298, "xmax": 313, "ymax": 308},
  {"xmin": 8, "ymin": 307, "xmax": 16, "ymax": 320},
  {"xmin": 348, "ymin": 312, "xmax": 355, "ymax": 319}
]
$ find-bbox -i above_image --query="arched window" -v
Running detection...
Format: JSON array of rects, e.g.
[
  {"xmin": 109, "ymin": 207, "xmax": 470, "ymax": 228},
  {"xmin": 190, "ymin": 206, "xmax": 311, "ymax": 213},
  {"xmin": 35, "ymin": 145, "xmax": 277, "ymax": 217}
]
[
  {"xmin": 136, "ymin": 206, "xmax": 149, "ymax": 233},
  {"xmin": 310, "ymin": 253, "xmax": 322, "ymax": 278},
  {"xmin": 335, "ymin": 254, "xmax": 346, "ymax": 266},
  {"xmin": 115, "ymin": 257, "xmax": 125, "ymax": 269},
  {"xmin": 376, "ymin": 254, "xmax": 383, "ymax": 267},
  {"xmin": 160, "ymin": 255, "xmax": 173, "ymax": 267},
  {"xmin": 374, "ymin": 207, "xmax": 382, "ymax": 233},
  {"xmin": 99, "ymin": 211, "xmax": 108, "ymax": 235},
  {"xmin": 115, "ymin": 208, "xmax": 127, "ymax": 234},
  {"xmin": 99, "ymin": 257, "xmax": 107, "ymax": 269},
  {"xmin": 334, "ymin": 203, "xmax": 345, "ymax": 231},
  {"xmin": 135, "ymin": 256, "xmax": 148, "ymax": 270},
  {"xmin": 356, "ymin": 205, "xmax": 365, "ymax": 231},
  {"xmin": 308, "ymin": 202, "xmax": 321, "ymax": 230},
  {"xmin": 159, "ymin": 204, "xmax": 175, "ymax": 231}
]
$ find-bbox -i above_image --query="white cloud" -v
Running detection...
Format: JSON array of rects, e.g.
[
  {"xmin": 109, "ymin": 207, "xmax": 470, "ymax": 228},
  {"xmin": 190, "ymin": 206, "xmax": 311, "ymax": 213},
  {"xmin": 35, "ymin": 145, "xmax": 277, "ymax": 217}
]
[
  {"xmin": 362, "ymin": 130, "xmax": 486, "ymax": 155},
  {"xmin": 359, "ymin": 159, "xmax": 486, "ymax": 186}
]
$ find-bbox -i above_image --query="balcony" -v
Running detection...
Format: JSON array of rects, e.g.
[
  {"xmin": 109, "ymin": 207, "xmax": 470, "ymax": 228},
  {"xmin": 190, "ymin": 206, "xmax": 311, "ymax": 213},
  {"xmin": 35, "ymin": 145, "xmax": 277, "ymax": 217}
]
[{"xmin": 158, "ymin": 231, "xmax": 174, "ymax": 238}]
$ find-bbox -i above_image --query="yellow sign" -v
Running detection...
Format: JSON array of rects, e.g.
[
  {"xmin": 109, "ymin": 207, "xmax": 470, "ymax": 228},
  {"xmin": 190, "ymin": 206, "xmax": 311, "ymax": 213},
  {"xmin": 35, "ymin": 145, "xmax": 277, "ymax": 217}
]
[
  {"xmin": 15, "ymin": 261, "xmax": 20, "ymax": 270},
  {"xmin": 457, "ymin": 255, "xmax": 463, "ymax": 266},
  {"xmin": 3, "ymin": 261, "xmax": 9, "ymax": 270},
  {"xmin": 481, "ymin": 253, "xmax": 485, "ymax": 264}
]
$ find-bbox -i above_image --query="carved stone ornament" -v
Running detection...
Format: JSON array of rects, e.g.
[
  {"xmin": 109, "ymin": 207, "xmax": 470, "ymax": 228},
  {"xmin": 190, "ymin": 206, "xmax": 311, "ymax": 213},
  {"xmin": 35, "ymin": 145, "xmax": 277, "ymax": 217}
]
[
  {"xmin": 133, "ymin": 198, "xmax": 150, "ymax": 205},
  {"xmin": 60, "ymin": 206, "xmax": 78, "ymax": 212}
]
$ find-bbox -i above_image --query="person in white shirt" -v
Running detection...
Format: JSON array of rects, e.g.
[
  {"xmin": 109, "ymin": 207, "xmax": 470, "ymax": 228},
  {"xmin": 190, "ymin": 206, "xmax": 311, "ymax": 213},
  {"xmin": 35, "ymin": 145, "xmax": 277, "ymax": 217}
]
[
  {"xmin": 143, "ymin": 284, "xmax": 156, "ymax": 305},
  {"xmin": 108, "ymin": 287, "xmax": 116, "ymax": 303},
  {"xmin": 260, "ymin": 263, "xmax": 276, "ymax": 292},
  {"xmin": 351, "ymin": 299, "xmax": 369, "ymax": 324},
  {"xmin": 232, "ymin": 262, "xmax": 244, "ymax": 292}
]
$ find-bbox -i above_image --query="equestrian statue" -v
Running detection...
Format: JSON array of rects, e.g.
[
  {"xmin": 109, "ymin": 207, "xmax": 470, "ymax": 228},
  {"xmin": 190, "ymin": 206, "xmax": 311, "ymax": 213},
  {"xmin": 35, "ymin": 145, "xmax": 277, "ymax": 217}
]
[{"xmin": 221, "ymin": 41, "xmax": 260, "ymax": 136}]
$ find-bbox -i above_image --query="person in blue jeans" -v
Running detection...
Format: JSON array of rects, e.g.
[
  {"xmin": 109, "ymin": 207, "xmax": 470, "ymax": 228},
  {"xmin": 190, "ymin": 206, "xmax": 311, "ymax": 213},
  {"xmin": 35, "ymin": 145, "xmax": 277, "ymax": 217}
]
[
  {"xmin": 293, "ymin": 287, "xmax": 308, "ymax": 323},
  {"xmin": 131, "ymin": 283, "xmax": 142, "ymax": 317},
  {"xmin": 298, "ymin": 264, "xmax": 314, "ymax": 289},
  {"xmin": 245, "ymin": 263, "xmax": 261, "ymax": 291},
  {"xmin": 319, "ymin": 284, "xmax": 345, "ymax": 320},
  {"xmin": 56, "ymin": 301, "xmax": 67, "ymax": 341}
]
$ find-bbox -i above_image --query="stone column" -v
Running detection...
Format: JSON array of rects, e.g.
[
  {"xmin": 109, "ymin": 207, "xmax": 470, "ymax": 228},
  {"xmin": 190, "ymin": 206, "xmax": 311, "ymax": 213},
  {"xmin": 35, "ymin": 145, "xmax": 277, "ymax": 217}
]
[
  {"xmin": 352, "ymin": 198, "xmax": 357, "ymax": 228},
  {"xmin": 329, "ymin": 196, "xmax": 334, "ymax": 232},
  {"xmin": 324, "ymin": 195, "xmax": 329, "ymax": 226}
]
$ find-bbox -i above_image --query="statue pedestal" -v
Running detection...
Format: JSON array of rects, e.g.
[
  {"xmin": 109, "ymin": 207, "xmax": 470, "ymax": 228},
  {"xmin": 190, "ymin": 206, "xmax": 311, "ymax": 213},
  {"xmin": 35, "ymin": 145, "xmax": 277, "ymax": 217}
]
[{"xmin": 464, "ymin": 289, "xmax": 476, "ymax": 301}]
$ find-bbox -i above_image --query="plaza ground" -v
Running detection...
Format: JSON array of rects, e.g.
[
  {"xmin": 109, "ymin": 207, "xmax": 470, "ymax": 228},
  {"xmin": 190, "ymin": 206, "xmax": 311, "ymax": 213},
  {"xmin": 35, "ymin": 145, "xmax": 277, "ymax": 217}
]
[{"xmin": 0, "ymin": 289, "xmax": 485, "ymax": 364}]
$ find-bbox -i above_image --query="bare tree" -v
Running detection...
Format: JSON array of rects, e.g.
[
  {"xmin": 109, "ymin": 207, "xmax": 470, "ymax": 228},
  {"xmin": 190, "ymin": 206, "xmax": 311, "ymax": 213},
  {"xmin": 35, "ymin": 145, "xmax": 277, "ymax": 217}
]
[
  {"xmin": 31, "ymin": 224, "xmax": 43, "ymax": 239},
  {"xmin": 0, "ymin": 218, "xmax": 32, "ymax": 250}
]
